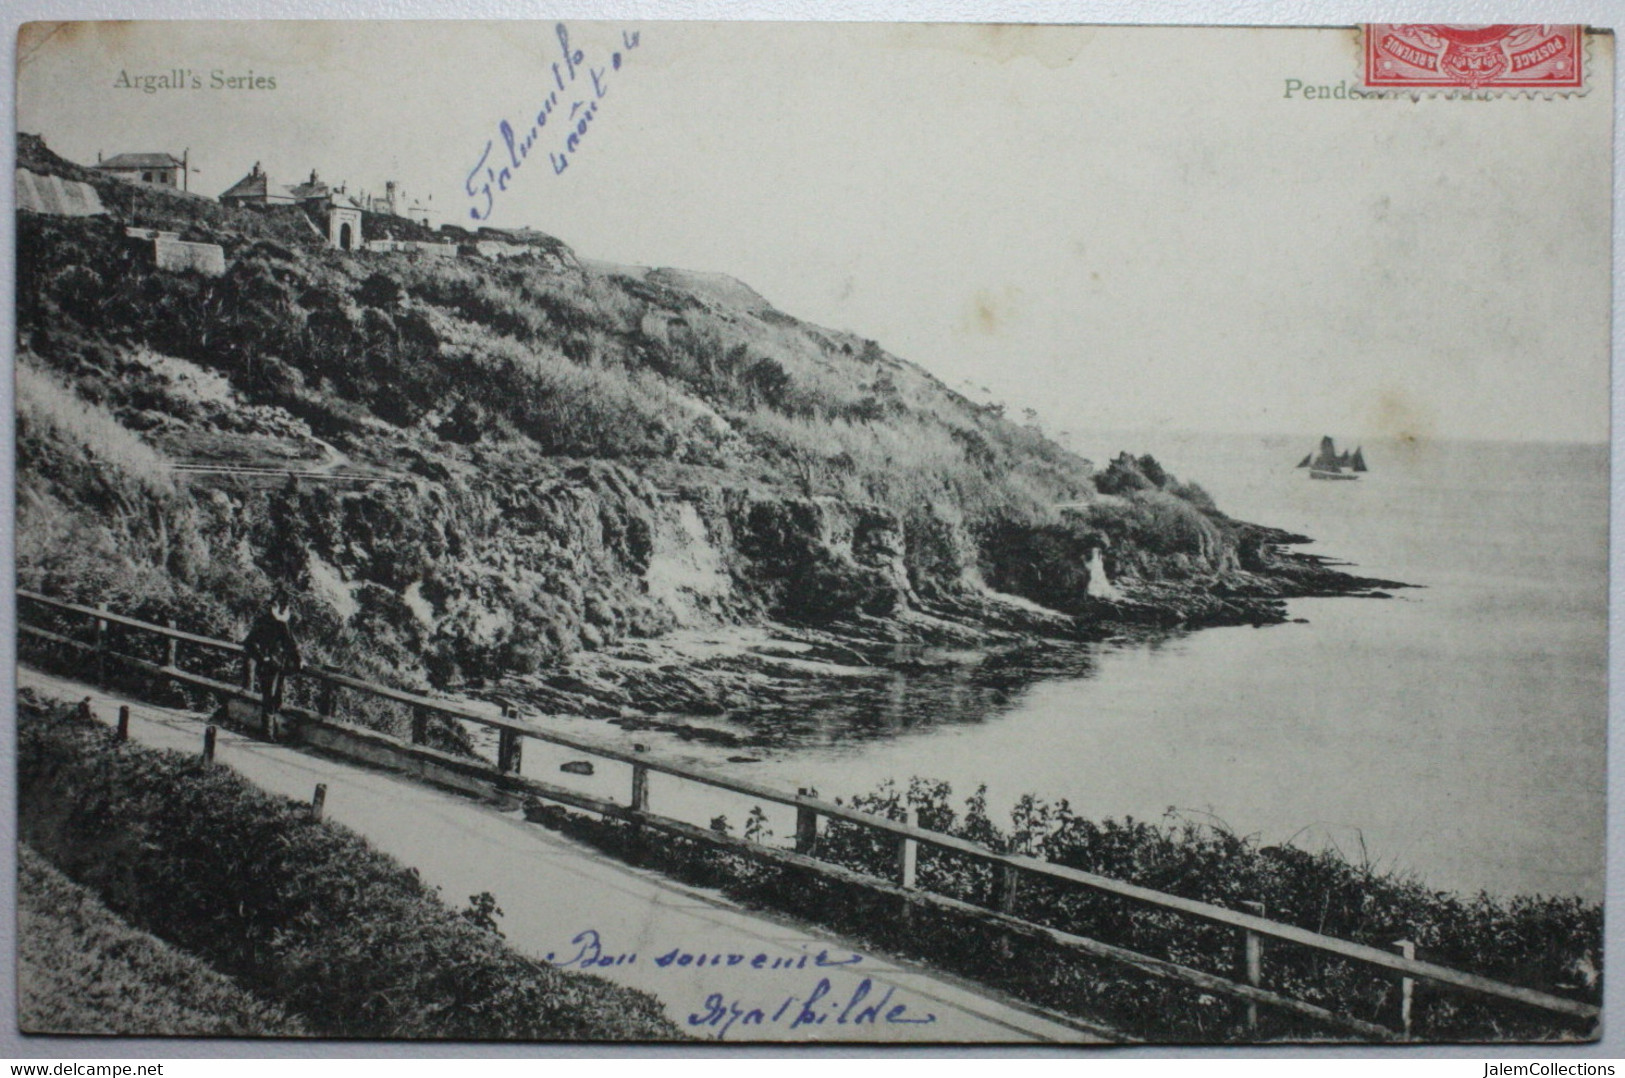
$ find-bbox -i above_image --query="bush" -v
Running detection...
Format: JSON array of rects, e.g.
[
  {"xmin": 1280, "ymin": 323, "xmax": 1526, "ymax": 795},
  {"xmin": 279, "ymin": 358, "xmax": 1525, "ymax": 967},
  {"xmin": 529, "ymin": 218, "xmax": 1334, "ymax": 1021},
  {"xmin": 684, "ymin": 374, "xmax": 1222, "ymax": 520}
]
[
  {"xmin": 532, "ymin": 774, "xmax": 1599, "ymax": 1043},
  {"xmin": 17, "ymin": 692, "xmax": 683, "ymax": 1041},
  {"xmin": 812, "ymin": 782, "xmax": 1601, "ymax": 1042},
  {"xmin": 18, "ymin": 844, "xmax": 306, "ymax": 1036}
]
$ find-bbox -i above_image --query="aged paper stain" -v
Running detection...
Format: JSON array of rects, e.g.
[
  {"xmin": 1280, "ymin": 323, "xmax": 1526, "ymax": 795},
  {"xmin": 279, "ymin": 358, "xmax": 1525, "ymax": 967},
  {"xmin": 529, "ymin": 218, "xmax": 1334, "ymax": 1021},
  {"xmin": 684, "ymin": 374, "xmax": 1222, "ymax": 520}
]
[
  {"xmin": 18, "ymin": 22, "xmax": 119, "ymax": 69},
  {"xmin": 961, "ymin": 286, "xmax": 1023, "ymax": 336},
  {"xmin": 1363, "ymin": 388, "xmax": 1438, "ymax": 455}
]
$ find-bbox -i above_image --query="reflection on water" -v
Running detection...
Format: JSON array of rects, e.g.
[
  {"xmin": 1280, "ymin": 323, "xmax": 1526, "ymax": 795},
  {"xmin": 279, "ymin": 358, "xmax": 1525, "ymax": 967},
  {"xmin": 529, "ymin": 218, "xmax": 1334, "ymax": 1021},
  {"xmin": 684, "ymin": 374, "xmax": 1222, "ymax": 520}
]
[
  {"xmin": 489, "ymin": 434, "xmax": 1605, "ymax": 902},
  {"xmin": 719, "ymin": 641, "xmax": 1121, "ymax": 746}
]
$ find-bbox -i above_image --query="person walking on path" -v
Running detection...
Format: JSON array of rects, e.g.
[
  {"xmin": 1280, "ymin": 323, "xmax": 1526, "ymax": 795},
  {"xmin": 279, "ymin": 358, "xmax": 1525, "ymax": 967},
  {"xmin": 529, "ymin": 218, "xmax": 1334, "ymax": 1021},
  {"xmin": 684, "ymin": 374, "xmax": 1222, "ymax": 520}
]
[{"xmin": 243, "ymin": 595, "xmax": 301, "ymax": 739}]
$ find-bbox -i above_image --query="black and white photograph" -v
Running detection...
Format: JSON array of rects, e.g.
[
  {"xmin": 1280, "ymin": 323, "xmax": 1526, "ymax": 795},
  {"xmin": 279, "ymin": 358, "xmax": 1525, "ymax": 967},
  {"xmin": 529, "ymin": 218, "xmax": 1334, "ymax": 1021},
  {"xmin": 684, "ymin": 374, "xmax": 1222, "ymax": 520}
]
[{"xmin": 8, "ymin": 17, "xmax": 1613, "ymax": 1046}]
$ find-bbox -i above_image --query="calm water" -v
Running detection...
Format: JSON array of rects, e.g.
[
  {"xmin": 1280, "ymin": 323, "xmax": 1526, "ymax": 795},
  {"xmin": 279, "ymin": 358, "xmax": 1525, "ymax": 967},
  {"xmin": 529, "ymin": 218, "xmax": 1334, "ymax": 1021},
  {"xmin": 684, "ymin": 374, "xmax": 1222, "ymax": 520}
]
[{"xmin": 515, "ymin": 433, "xmax": 1609, "ymax": 900}]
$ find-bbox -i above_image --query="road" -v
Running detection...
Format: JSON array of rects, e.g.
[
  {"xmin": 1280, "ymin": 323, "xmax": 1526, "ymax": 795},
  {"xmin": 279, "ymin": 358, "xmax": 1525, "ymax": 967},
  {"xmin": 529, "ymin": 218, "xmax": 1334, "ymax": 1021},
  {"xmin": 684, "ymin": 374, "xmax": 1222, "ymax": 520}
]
[{"xmin": 18, "ymin": 666, "xmax": 1118, "ymax": 1045}]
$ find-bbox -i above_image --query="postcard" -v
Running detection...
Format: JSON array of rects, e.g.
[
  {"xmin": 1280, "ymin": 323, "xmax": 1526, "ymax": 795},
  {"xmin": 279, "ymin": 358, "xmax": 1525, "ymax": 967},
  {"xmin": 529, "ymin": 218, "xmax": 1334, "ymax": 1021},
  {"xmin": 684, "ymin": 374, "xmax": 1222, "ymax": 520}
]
[{"xmin": 10, "ymin": 19, "xmax": 1612, "ymax": 1045}]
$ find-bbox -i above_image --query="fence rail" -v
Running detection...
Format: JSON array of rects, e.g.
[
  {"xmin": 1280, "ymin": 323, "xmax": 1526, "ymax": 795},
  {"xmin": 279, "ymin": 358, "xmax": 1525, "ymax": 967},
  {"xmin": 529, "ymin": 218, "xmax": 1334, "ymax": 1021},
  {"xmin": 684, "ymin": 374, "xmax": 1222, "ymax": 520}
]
[{"xmin": 16, "ymin": 589, "xmax": 1601, "ymax": 1040}]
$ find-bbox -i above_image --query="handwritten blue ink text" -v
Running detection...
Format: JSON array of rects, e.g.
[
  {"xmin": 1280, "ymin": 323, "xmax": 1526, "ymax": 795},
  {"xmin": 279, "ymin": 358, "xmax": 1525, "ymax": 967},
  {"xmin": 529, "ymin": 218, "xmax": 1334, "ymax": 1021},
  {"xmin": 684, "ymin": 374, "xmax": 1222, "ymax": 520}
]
[
  {"xmin": 546, "ymin": 929, "xmax": 864, "ymax": 973},
  {"xmin": 688, "ymin": 977, "xmax": 938, "ymax": 1041},
  {"xmin": 465, "ymin": 23, "xmax": 641, "ymax": 222}
]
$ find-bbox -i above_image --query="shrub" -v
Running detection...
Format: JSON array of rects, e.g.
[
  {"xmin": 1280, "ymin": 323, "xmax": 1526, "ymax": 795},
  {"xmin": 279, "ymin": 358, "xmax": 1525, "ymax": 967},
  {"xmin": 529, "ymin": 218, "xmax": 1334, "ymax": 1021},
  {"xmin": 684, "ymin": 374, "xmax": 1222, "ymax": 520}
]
[
  {"xmin": 814, "ymin": 782, "xmax": 1601, "ymax": 1042},
  {"xmin": 16, "ymin": 692, "xmax": 683, "ymax": 1041},
  {"xmin": 532, "ymin": 775, "xmax": 1599, "ymax": 1043},
  {"xmin": 17, "ymin": 844, "xmax": 306, "ymax": 1036}
]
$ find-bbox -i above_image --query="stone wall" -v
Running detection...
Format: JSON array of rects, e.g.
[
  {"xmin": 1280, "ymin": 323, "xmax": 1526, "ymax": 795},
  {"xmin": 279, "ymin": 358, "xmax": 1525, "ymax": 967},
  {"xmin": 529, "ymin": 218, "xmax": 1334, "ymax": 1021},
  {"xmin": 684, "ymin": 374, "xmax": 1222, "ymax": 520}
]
[
  {"xmin": 474, "ymin": 240, "xmax": 531, "ymax": 260},
  {"xmin": 153, "ymin": 237, "xmax": 226, "ymax": 277},
  {"xmin": 364, "ymin": 238, "xmax": 457, "ymax": 258}
]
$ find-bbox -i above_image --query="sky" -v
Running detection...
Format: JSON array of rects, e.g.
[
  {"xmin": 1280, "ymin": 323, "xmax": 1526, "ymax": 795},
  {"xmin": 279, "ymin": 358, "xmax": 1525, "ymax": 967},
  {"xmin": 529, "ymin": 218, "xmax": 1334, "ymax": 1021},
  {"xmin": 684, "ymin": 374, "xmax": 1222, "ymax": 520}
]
[{"xmin": 16, "ymin": 20, "xmax": 1614, "ymax": 444}]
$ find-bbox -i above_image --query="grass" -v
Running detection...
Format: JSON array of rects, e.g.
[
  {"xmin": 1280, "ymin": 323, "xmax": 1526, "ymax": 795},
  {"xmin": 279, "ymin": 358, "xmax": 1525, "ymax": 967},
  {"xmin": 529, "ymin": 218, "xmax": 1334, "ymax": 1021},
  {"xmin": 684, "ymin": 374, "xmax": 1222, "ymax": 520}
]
[
  {"xmin": 16, "ymin": 359, "xmax": 176, "ymax": 495},
  {"xmin": 18, "ymin": 843, "xmax": 307, "ymax": 1037},
  {"xmin": 16, "ymin": 689, "xmax": 685, "ymax": 1042}
]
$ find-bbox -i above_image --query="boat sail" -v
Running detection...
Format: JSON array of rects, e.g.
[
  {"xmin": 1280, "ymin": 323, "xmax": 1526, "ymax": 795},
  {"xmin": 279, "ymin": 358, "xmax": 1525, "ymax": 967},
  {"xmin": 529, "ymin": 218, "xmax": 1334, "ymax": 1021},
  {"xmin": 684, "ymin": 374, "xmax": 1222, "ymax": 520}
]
[{"xmin": 1303, "ymin": 435, "xmax": 1362, "ymax": 480}]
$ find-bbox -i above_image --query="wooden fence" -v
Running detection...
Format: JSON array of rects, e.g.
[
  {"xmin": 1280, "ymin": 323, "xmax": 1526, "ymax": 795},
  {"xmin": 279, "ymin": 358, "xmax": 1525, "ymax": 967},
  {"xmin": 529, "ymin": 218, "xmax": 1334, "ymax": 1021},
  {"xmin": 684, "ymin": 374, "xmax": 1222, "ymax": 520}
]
[{"xmin": 16, "ymin": 589, "xmax": 1601, "ymax": 1042}]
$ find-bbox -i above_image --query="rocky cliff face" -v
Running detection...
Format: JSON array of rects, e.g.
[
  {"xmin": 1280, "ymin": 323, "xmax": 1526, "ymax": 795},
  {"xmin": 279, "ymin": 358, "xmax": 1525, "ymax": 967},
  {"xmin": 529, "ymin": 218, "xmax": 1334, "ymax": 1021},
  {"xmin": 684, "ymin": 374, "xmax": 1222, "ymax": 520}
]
[{"xmin": 15, "ymin": 130, "xmax": 1399, "ymax": 730}]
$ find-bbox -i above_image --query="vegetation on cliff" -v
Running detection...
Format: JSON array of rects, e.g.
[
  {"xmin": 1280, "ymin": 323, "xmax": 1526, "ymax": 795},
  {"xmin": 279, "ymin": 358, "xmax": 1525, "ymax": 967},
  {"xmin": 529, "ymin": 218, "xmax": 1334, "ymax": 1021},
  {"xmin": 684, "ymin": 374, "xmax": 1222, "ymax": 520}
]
[
  {"xmin": 16, "ymin": 130, "xmax": 1387, "ymax": 737},
  {"xmin": 18, "ymin": 843, "xmax": 307, "ymax": 1037},
  {"xmin": 17, "ymin": 690, "xmax": 684, "ymax": 1041}
]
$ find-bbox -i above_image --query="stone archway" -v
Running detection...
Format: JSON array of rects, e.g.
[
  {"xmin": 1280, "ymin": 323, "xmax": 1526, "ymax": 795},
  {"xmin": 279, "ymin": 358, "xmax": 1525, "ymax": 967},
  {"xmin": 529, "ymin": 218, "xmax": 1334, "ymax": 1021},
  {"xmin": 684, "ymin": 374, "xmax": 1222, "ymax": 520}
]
[{"xmin": 339, "ymin": 222, "xmax": 354, "ymax": 251}]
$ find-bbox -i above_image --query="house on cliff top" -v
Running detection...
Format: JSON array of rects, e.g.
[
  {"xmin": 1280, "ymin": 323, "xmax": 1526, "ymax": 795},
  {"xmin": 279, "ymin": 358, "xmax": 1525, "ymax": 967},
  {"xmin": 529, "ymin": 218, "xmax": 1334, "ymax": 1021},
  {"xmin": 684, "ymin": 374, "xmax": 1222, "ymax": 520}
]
[
  {"xmin": 94, "ymin": 150, "xmax": 189, "ymax": 189},
  {"xmin": 220, "ymin": 163, "xmax": 362, "ymax": 250},
  {"xmin": 355, "ymin": 180, "xmax": 433, "ymax": 229}
]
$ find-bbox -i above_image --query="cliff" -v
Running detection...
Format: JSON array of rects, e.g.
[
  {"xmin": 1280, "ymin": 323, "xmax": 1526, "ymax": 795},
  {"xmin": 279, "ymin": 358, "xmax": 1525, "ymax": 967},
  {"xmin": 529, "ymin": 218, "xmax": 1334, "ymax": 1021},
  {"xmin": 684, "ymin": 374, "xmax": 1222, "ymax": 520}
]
[{"xmin": 15, "ymin": 131, "xmax": 1397, "ymax": 736}]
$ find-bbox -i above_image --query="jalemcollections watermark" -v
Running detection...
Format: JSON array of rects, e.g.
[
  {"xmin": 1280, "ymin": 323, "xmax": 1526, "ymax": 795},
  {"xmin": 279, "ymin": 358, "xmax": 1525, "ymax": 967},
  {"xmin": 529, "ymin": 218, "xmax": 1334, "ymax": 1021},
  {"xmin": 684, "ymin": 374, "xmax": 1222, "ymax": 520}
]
[{"xmin": 1482, "ymin": 1065, "xmax": 1616, "ymax": 1077}]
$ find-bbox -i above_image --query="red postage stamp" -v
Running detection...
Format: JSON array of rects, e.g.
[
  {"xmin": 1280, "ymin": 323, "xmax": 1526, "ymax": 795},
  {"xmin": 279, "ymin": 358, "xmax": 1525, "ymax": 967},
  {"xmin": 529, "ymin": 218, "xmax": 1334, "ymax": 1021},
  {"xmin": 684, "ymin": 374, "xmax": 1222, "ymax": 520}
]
[{"xmin": 1363, "ymin": 24, "xmax": 1585, "ymax": 91}]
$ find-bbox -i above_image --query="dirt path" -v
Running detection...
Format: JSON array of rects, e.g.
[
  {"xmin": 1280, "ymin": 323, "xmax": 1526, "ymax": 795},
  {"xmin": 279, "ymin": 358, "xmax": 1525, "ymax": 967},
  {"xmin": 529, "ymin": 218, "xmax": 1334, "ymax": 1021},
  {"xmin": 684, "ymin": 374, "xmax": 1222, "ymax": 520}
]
[
  {"xmin": 163, "ymin": 433, "xmax": 403, "ymax": 485},
  {"xmin": 18, "ymin": 667, "xmax": 1118, "ymax": 1045}
]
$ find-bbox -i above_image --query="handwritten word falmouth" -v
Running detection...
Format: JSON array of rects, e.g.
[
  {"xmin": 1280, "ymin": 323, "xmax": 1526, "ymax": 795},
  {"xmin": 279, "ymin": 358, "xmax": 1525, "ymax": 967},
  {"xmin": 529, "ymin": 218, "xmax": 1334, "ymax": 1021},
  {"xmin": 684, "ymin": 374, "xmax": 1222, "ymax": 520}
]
[{"xmin": 464, "ymin": 23, "xmax": 640, "ymax": 222}]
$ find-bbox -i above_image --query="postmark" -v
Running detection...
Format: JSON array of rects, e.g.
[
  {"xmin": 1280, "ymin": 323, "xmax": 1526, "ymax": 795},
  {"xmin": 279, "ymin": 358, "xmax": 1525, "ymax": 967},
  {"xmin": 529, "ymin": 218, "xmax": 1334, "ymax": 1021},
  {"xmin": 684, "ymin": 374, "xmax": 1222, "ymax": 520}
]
[{"xmin": 1362, "ymin": 24, "xmax": 1587, "ymax": 95}]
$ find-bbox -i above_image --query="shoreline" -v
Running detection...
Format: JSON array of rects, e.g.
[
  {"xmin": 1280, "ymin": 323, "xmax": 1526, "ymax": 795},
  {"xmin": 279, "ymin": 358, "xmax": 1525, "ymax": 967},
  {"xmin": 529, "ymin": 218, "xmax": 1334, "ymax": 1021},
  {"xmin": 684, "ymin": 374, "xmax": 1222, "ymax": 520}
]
[{"xmin": 476, "ymin": 523, "xmax": 1413, "ymax": 751}]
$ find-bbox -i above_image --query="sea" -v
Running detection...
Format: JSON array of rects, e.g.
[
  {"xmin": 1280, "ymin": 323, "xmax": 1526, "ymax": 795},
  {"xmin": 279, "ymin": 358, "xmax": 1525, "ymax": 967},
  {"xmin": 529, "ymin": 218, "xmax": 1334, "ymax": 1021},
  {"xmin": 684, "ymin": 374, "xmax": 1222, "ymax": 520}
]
[{"xmin": 515, "ymin": 433, "xmax": 1610, "ymax": 902}]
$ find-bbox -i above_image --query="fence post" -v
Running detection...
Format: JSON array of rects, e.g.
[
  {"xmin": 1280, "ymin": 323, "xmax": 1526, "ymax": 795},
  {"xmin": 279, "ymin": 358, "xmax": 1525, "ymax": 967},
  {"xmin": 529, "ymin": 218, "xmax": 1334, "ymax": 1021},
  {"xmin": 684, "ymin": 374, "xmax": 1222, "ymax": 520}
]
[
  {"xmin": 893, "ymin": 806, "xmax": 920, "ymax": 928},
  {"xmin": 202, "ymin": 724, "xmax": 217, "ymax": 764},
  {"xmin": 498, "ymin": 730, "xmax": 522, "ymax": 773},
  {"xmin": 795, "ymin": 789, "xmax": 819, "ymax": 855},
  {"xmin": 631, "ymin": 763, "xmax": 649, "ymax": 813},
  {"xmin": 1392, "ymin": 939, "xmax": 1416, "ymax": 1037},
  {"xmin": 410, "ymin": 707, "xmax": 428, "ymax": 745},
  {"xmin": 242, "ymin": 655, "xmax": 256, "ymax": 695},
  {"xmin": 93, "ymin": 603, "xmax": 108, "ymax": 686},
  {"xmin": 116, "ymin": 705, "xmax": 130, "ymax": 742},
  {"xmin": 311, "ymin": 783, "xmax": 328, "ymax": 822},
  {"xmin": 497, "ymin": 706, "xmax": 521, "ymax": 773},
  {"xmin": 1239, "ymin": 900, "xmax": 1266, "ymax": 1033},
  {"xmin": 992, "ymin": 861, "xmax": 1024, "ymax": 960},
  {"xmin": 896, "ymin": 806, "xmax": 919, "ymax": 889},
  {"xmin": 163, "ymin": 620, "xmax": 177, "ymax": 670},
  {"xmin": 995, "ymin": 863, "xmax": 1021, "ymax": 914},
  {"xmin": 622, "ymin": 758, "xmax": 651, "ymax": 850},
  {"xmin": 494, "ymin": 705, "xmax": 520, "ymax": 770}
]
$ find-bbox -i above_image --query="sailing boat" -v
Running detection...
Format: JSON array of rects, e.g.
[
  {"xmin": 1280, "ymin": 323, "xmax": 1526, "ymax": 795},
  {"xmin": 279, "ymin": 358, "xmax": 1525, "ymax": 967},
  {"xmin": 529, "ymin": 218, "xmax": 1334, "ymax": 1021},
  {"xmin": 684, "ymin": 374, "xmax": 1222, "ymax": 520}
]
[{"xmin": 1297, "ymin": 435, "xmax": 1364, "ymax": 480}]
